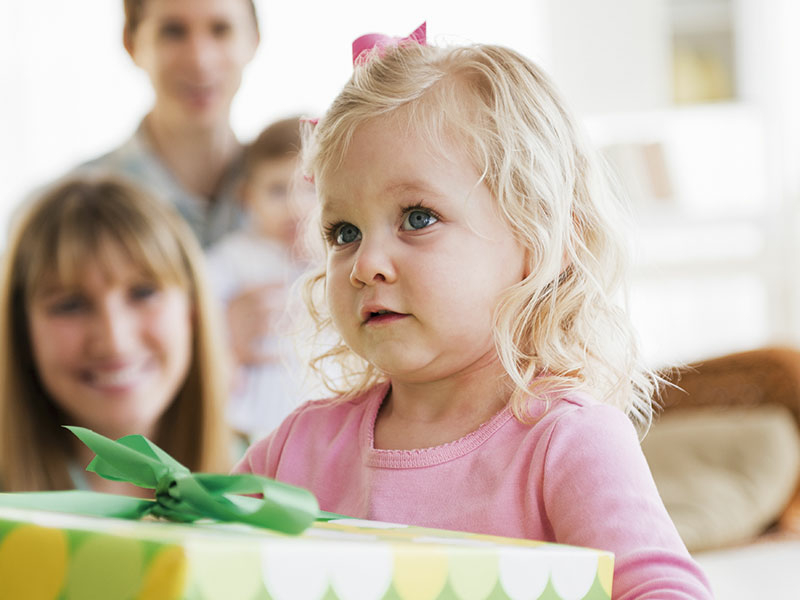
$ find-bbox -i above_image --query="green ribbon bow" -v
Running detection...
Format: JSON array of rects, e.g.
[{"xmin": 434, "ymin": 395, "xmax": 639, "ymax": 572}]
[{"xmin": 0, "ymin": 426, "xmax": 322, "ymax": 535}]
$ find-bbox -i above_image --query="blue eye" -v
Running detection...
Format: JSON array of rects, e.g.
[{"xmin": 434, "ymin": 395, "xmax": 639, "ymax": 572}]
[
  {"xmin": 402, "ymin": 209, "xmax": 438, "ymax": 231},
  {"xmin": 327, "ymin": 222, "xmax": 361, "ymax": 246}
]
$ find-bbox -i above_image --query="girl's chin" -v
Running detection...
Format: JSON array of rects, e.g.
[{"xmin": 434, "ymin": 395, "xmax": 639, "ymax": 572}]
[{"xmin": 366, "ymin": 360, "xmax": 430, "ymax": 381}]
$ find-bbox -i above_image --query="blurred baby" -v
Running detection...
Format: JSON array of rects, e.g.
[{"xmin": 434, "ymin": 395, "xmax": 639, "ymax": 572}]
[{"xmin": 206, "ymin": 116, "xmax": 315, "ymax": 441}]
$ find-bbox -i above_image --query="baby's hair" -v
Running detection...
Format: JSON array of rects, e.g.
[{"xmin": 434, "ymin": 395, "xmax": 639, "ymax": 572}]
[
  {"xmin": 300, "ymin": 42, "xmax": 658, "ymax": 430},
  {"xmin": 0, "ymin": 175, "xmax": 231, "ymax": 490},
  {"xmin": 244, "ymin": 116, "xmax": 303, "ymax": 177}
]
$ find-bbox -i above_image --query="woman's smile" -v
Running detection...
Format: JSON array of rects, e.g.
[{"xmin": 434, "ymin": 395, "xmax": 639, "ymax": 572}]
[{"xmin": 79, "ymin": 359, "xmax": 156, "ymax": 392}]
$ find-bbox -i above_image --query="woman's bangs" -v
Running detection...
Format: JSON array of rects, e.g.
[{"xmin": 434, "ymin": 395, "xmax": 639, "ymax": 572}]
[{"xmin": 23, "ymin": 217, "xmax": 188, "ymax": 300}]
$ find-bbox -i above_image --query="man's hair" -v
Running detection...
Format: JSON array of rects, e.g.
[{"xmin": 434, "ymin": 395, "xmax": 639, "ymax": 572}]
[{"xmin": 123, "ymin": 0, "xmax": 259, "ymax": 36}]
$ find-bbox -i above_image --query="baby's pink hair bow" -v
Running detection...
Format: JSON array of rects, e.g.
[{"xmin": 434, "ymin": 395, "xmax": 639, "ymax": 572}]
[{"xmin": 352, "ymin": 22, "xmax": 427, "ymax": 65}]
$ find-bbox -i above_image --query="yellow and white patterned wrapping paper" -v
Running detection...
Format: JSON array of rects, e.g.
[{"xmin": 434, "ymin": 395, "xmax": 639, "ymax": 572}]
[{"xmin": 0, "ymin": 506, "xmax": 613, "ymax": 600}]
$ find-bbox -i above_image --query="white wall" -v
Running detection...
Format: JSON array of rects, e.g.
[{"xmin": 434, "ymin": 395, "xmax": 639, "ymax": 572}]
[{"xmin": 545, "ymin": 0, "xmax": 671, "ymax": 115}]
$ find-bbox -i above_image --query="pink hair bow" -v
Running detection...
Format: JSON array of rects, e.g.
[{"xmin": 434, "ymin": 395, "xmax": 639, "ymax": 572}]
[{"xmin": 352, "ymin": 22, "xmax": 427, "ymax": 65}]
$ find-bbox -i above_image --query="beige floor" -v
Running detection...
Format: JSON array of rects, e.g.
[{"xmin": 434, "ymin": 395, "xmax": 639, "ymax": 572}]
[{"xmin": 693, "ymin": 539, "xmax": 800, "ymax": 599}]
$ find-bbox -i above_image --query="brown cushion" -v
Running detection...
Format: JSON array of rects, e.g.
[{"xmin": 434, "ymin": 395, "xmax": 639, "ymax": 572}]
[
  {"xmin": 642, "ymin": 404, "xmax": 800, "ymax": 552},
  {"xmin": 659, "ymin": 347, "xmax": 800, "ymax": 425}
]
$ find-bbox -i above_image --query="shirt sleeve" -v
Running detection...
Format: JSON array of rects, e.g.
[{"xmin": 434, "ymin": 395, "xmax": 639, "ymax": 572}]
[
  {"xmin": 541, "ymin": 403, "xmax": 714, "ymax": 600},
  {"xmin": 231, "ymin": 402, "xmax": 307, "ymax": 477}
]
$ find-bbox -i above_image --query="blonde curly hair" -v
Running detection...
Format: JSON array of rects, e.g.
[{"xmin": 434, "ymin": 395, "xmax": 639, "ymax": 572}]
[{"xmin": 298, "ymin": 41, "xmax": 657, "ymax": 430}]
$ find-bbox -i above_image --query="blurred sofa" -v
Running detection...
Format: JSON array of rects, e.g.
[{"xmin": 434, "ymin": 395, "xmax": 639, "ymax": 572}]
[
  {"xmin": 641, "ymin": 347, "xmax": 800, "ymax": 598},
  {"xmin": 645, "ymin": 347, "xmax": 800, "ymax": 550}
]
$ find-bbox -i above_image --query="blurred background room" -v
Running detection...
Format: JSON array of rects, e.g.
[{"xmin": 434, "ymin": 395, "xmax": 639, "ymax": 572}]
[
  {"xmin": 2, "ymin": 0, "xmax": 800, "ymax": 596},
  {"xmin": 2, "ymin": 0, "xmax": 799, "ymax": 368}
]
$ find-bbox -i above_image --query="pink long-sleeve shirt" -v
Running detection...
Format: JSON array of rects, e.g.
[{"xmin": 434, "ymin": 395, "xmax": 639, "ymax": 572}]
[{"xmin": 234, "ymin": 382, "xmax": 713, "ymax": 599}]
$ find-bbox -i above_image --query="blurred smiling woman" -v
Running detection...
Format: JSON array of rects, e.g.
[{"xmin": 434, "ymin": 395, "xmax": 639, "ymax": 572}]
[{"xmin": 0, "ymin": 176, "xmax": 231, "ymax": 493}]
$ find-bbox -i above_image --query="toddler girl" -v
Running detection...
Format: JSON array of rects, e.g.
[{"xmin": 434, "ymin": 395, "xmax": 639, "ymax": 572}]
[{"xmin": 235, "ymin": 28, "xmax": 712, "ymax": 598}]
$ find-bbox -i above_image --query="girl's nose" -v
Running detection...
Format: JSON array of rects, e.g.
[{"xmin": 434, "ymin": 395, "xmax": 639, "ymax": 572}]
[{"xmin": 349, "ymin": 238, "xmax": 397, "ymax": 287}]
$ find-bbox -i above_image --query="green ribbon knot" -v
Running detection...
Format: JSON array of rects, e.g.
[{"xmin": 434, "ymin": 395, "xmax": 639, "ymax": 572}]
[{"xmin": 0, "ymin": 426, "xmax": 322, "ymax": 535}]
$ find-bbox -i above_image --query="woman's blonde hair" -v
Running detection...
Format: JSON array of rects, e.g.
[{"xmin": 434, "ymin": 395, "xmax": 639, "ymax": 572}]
[
  {"xmin": 0, "ymin": 176, "xmax": 232, "ymax": 491},
  {"xmin": 301, "ymin": 42, "xmax": 658, "ymax": 430}
]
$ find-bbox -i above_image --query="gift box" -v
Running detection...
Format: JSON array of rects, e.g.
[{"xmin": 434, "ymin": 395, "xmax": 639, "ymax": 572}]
[{"xmin": 0, "ymin": 505, "xmax": 613, "ymax": 600}]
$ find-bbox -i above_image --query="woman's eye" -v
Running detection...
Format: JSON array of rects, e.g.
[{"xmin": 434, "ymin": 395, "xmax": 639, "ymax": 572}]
[
  {"xmin": 48, "ymin": 295, "xmax": 88, "ymax": 315},
  {"xmin": 329, "ymin": 223, "xmax": 361, "ymax": 246},
  {"xmin": 130, "ymin": 284, "xmax": 159, "ymax": 301},
  {"xmin": 402, "ymin": 209, "xmax": 438, "ymax": 231}
]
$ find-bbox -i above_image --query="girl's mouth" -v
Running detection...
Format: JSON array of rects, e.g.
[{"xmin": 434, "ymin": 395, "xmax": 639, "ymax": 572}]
[{"xmin": 365, "ymin": 310, "xmax": 405, "ymax": 325}]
